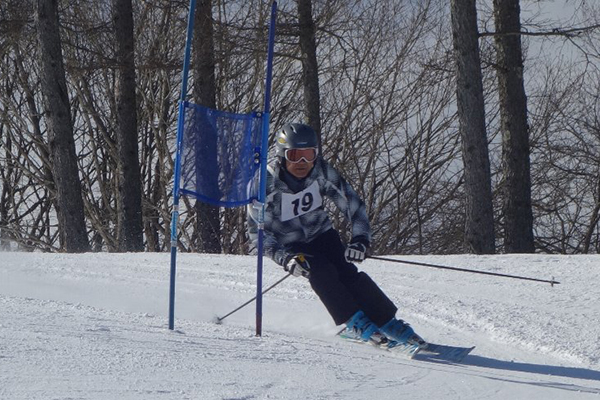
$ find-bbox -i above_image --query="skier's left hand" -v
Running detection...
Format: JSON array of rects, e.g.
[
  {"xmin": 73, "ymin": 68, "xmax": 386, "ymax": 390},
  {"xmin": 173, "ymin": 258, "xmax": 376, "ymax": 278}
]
[{"xmin": 345, "ymin": 242, "xmax": 367, "ymax": 263}]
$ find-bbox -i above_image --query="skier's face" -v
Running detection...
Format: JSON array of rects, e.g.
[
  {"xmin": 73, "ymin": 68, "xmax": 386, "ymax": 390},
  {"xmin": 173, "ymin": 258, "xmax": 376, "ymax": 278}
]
[{"xmin": 285, "ymin": 158, "xmax": 314, "ymax": 179}]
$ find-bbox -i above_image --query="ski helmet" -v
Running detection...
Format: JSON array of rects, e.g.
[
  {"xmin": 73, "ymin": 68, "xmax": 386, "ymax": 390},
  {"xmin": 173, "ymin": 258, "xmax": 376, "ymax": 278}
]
[{"xmin": 275, "ymin": 123, "xmax": 318, "ymax": 158}]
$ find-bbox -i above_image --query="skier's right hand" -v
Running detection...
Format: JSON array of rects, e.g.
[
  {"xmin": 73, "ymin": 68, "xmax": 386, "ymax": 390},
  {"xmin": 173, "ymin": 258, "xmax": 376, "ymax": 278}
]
[{"xmin": 284, "ymin": 254, "xmax": 310, "ymax": 278}]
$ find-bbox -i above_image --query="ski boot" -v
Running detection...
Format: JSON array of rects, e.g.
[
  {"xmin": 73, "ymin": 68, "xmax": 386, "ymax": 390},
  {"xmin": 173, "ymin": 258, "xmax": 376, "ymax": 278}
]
[
  {"xmin": 340, "ymin": 310, "xmax": 388, "ymax": 345},
  {"xmin": 380, "ymin": 317, "xmax": 427, "ymax": 349}
]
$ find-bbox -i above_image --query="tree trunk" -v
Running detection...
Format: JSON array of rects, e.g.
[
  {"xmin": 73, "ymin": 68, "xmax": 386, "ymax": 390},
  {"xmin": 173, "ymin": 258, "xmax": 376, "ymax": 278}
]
[
  {"xmin": 192, "ymin": 0, "xmax": 222, "ymax": 254},
  {"xmin": 450, "ymin": 0, "xmax": 495, "ymax": 254},
  {"xmin": 113, "ymin": 0, "xmax": 144, "ymax": 252},
  {"xmin": 34, "ymin": 0, "xmax": 90, "ymax": 253},
  {"xmin": 297, "ymin": 0, "xmax": 322, "ymax": 147},
  {"xmin": 0, "ymin": 130, "xmax": 11, "ymax": 250},
  {"xmin": 582, "ymin": 178, "xmax": 600, "ymax": 253},
  {"xmin": 493, "ymin": 0, "xmax": 534, "ymax": 253}
]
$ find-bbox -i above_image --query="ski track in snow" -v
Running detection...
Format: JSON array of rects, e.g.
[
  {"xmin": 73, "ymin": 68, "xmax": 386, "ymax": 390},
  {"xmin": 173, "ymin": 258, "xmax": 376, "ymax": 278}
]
[{"xmin": 1, "ymin": 252, "xmax": 599, "ymax": 399}]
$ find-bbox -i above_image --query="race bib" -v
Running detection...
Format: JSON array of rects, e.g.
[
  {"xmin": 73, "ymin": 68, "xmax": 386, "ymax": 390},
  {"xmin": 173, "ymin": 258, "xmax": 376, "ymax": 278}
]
[{"xmin": 280, "ymin": 181, "xmax": 322, "ymax": 221}]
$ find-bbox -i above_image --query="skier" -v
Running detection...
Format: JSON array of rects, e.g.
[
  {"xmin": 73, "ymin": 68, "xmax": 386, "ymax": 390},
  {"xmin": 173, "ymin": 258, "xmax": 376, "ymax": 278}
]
[{"xmin": 247, "ymin": 122, "xmax": 425, "ymax": 349}]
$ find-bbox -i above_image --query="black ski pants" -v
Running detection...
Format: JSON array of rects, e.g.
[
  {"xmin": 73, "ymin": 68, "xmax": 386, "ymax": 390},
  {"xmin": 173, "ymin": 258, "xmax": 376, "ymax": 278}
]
[{"xmin": 289, "ymin": 229, "xmax": 397, "ymax": 326}]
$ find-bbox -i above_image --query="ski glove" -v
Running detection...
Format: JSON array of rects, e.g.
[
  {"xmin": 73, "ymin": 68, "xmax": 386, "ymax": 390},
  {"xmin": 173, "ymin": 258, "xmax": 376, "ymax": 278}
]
[
  {"xmin": 345, "ymin": 242, "xmax": 367, "ymax": 263},
  {"xmin": 284, "ymin": 254, "xmax": 311, "ymax": 278}
]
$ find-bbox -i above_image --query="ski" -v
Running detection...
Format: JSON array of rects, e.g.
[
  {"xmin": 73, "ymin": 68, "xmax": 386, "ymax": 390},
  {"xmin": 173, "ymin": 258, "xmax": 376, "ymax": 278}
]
[
  {"xmin": 415, "ymin": 343, "xmax": 475, "ymax": 363},
  {"xmin": 339, "ymin": 333, "xmax": 474, "ymax": 362},
  {"xmin": 384, "ymin": 339, "xmax": 422, "ymax": 358},
  {"xmin": 339, "ymin": 333, "xmax": 423, "ymax": 359}
]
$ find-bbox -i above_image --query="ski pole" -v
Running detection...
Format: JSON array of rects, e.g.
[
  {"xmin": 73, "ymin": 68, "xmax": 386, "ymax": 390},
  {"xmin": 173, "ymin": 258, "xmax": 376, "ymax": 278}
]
[
  {"xmin": 215, "ymin": 273, "xmax": 292, "ymax": 324},
  {"xmin": 369, "ymin": 255, "xmax": 560, "ymax": 286}
]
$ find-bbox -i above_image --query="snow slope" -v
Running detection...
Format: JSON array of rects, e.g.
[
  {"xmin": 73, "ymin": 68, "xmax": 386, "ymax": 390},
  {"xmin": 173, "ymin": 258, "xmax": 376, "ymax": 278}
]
[{"xmin": 1, "ymin": 252, "xmax": 599, "ymax": 399}]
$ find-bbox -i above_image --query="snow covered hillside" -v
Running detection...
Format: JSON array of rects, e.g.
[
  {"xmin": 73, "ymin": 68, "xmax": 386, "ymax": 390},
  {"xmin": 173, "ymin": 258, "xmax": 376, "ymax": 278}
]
[{"xmin": 1, "ymin": 252, "xmax": 599, "ymax": 399}]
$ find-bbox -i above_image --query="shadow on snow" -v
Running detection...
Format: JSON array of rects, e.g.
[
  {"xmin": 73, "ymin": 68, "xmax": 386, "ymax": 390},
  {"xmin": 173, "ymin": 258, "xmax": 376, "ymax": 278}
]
[{"xmin": 422, "ymin": 354, "xmax": 600, "ymax": 394}]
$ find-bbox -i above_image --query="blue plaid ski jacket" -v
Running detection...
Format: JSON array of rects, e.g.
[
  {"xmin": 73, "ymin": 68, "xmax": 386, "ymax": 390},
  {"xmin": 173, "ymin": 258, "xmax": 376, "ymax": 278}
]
[{"xmin": 247, "ymin": 157, "xmax": 371, "ymax": 266}]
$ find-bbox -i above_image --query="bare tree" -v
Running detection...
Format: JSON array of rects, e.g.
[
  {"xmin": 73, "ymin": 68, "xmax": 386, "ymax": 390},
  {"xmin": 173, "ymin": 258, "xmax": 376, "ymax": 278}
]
[
  {"xmin": 493, "ymin": 0, "xmax": 534, "ymax": 253},
  {"xmin": 113, "ymin": 0, "xmax": 143, "ymax": 251},
  {"xmin": 34, "ymin": 0, "xmax": 89, "ymax": 253},
  {"xmin": 297, "ymin": 0, "xmax": 322, "ymax": 144},
  {"xmin": 2, "ymin": 0, "xmax": 598, "ymax": 256},
  {"xmin": 529, "ymin": 63, "xmax": 600, "ymax": 253},
  {"xmin": 192, "ymin": 0, "xmax": 222, "ymax": 254},
  {"xmin": 135, "ymin": 0, "xmax": 185, "ymax": 252},
  {"xmin": 450, "ymin": 0, "xmax": 495, "ymax": 254}
]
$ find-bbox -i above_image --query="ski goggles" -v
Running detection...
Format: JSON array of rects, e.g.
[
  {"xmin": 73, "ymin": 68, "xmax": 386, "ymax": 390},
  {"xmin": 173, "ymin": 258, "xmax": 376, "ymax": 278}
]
[{"xmin": 284, "ymin": 147, "xmax": 318, "ymax": 163}]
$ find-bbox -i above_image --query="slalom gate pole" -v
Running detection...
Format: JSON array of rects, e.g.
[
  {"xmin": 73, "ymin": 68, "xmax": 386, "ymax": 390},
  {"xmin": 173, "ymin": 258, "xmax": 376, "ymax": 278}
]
[
  {"xmin": 369, "ymin": 255, "xmax": 560, "ymax": 286},
  {"xmin": 216, "ymin": 273, "xmax": 291, "ymax": 324},
  {"xmin": 168, "ymin": 0, "xmax": 197, "ymax": 331},
  {"xmin": 255, "ymin": 0, "xmax": 278, "ymax": 337}
]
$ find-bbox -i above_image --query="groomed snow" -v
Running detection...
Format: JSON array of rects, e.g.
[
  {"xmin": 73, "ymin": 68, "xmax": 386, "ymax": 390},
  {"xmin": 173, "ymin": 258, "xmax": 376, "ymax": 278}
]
[{"xmin": 1, "ymin": 252, "xmax": 599, "ymax": 399}]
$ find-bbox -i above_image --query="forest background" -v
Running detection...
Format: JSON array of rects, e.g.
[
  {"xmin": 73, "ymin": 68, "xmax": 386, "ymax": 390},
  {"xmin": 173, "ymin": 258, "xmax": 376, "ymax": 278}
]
[{"xmin": 1, "ymin": 0, "xmax": 600, "ymax": 255}]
